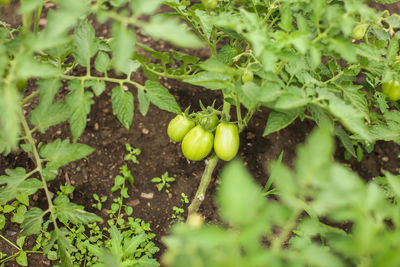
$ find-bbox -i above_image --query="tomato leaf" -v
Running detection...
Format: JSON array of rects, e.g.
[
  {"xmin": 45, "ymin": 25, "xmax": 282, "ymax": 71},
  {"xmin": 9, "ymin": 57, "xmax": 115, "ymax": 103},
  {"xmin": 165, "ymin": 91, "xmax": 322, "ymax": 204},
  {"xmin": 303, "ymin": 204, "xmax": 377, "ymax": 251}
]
[
  {"xmin": 66, "ymin": 80, "xmax": 94, "ymax": 141},
  {"xmin": 144, "ymin": 81, "xmax": 181, "ymax": 114},
  {"xmin": 21, "ymin": 207, "xmax": 44, "ymax": 236},
  {"xmin": 30, "ymin": 79, "xmax": 70, "ymax": 132},
  {"xmin": 218, "ymin": 160, "xmax": 266, "ymax": 227},
  {"xmin": 39, "ymin": 139, "xmax": 95, "ymax": 170},
  {"xmin": 138, "ymin": 87, "xmax": 150, "ymax": 116},
  {"xmin": 112, "ymin": 86, "xmax": 134, "ymax": 129},
  {"xmin": 94, "ymin": 51, "xmax": 111, "ymax": 73},
  {"xmin": 54, "ymin": 195, "xmax": 102, "ymax": 224},
  {"xmin": 0, "ymin": 83, "xmax": 21, "ymax": 155},
  {"xmin": 130, "ymin": 0, "xmax": 163, "ymax": 16},
  {"xmin": 85, "ymin": 79, "xmax": 106, "ymax": 97},
  {"xmin": 0, "ymin": 168, "xmax": 42, "ymax": 205},
  {"xmin": 111, "ymin": 22, "xmax": 136, "ymax": 73},
  {"xmin": 16, "ymin": 251, "xmax": 28, "ymax": 266},
  {"xmin": 263, "ymin": 110, "xmax": 300, "ymax": 136},
  {"xmin": 183, "ymin": 71, "xmax": 233, "ymax": 90},
  {"xmin": 142, "ymin": 15, "xmax": 203, "ymax": 48},
  {"xmin": 73, "ymin": 20, "xmax": 98, "ymax": 67}
]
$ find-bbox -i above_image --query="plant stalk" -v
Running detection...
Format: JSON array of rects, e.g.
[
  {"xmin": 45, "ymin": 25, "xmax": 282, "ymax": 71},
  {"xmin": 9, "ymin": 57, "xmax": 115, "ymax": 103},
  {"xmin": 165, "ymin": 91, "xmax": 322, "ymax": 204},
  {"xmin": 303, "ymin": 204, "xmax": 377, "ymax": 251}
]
[{"xmin": 187, "ymin": 153, "xmax": 219, "ymax": 219}]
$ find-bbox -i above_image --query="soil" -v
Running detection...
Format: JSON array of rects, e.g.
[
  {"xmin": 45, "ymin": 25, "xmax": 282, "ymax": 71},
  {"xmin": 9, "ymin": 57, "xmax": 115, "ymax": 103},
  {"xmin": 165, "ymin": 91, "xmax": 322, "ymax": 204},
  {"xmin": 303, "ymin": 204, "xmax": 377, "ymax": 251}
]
[{"xmin": 1, "ymin": 1, "xmax": 400, "ymax": 267}]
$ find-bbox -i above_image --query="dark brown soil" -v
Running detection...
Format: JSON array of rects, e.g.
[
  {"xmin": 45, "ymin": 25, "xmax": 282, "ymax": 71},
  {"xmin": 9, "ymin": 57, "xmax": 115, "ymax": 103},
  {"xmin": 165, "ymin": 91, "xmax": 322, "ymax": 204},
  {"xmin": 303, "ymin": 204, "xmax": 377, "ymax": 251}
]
[{"xmin": 1, "ymin": 2, "xmax": 400, "ymax": 267}]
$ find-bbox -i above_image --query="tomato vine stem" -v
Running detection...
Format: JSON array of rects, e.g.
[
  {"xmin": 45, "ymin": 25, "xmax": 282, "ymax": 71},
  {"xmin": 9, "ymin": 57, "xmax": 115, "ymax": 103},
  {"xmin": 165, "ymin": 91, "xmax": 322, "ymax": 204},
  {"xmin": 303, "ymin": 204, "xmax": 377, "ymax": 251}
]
[{"xmin": 187, "ymin": 153, "xmax": 219, "ymax": 219}]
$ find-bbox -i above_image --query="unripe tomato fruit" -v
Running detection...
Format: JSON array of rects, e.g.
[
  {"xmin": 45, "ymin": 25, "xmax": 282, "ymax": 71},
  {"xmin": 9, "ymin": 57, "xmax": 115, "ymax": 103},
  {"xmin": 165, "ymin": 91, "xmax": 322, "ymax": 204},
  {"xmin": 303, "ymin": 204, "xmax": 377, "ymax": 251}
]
[
  {"xmin": 182, "ymin": 125, "xmax": 214, "ymax": 161},
  {"xmin": 198, "ymin": 114, "xmax": 219, "ymax": 131},
  {"xmin": 202, "ymin": 0, "xmax": 217, "ymax": 9},
  {"xmin": 167, "ymin": 115, "xmax": 196, "ymax": 142},
  {"xmin": 382, "ymin": 80, "xmax": 400, "ymax": 101},
  {"xmin": 214, "ymin": 122, "xmax": 239, "ymax": 161},
  {"xmin": 242, "ymin": 69, "xmax": 254, "ymax": 83},
  {"xmin": 352, "ymin": 24, "xmax": 367, "ymax": 40}
]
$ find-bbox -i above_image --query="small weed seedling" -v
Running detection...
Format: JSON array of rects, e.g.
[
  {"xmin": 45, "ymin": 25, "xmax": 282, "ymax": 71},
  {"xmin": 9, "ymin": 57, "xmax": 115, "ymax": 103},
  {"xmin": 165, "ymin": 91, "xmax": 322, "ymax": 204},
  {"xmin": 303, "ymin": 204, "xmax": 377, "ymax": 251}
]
[
  {"xmin": 171, "ymin": 193, "xmax": 189, "ymax": 223},
  {"xmin": 151, "ymin": 172, "xmax": 176, "ymax": 193},
  {"xmin": 124, "ymin": 144, "xmax": 141, "ymax": 164},
  {"xmin": 92, "ymin": 194, "xmax": 107, "ymax": 211}
]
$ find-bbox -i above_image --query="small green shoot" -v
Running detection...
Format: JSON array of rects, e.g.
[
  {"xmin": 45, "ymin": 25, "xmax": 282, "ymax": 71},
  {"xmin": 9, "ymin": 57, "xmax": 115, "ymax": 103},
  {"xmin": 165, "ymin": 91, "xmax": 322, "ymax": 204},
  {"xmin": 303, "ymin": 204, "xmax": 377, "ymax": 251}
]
[
  {"xmin": 92, "ymin": 194, "xmax": 108, "ymax": 211},
  {"xmin": 151, "ymin": 172, "xmax": 176, "ymax": 193},
  {"xmin": 171, "ymin": 193, "xmax": 189, "ymax": 223},
  {"xmin": 124, "ymin": 144, "xmax": 141, "ymax": 164}
]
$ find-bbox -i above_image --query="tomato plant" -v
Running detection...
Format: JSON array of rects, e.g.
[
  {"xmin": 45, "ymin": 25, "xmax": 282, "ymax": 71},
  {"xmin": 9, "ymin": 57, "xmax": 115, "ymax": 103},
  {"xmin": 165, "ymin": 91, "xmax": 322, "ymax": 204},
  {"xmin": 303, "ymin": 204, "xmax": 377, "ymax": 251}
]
[
  {"xmin": 167, "ymin": 115, "xmax": 196, "ymax": 142},
  {"xmin": 382, "ymin": 80, "xmax": 400, "ymax": 101},
  {"xmin": 181, "ymin": 125, "xmax": 214, "ymax": 161},
  {"xmin": 214, "ymin": 122, "xmax": 239, "ymax": 161}
]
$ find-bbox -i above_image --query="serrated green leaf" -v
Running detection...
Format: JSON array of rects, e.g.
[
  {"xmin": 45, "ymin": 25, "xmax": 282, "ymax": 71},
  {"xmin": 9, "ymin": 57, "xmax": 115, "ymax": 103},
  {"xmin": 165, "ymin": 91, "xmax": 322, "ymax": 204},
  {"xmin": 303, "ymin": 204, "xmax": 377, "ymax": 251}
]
[
  {"xmin": 218, "ymin": 160, "xmax": 266, "ymax": 227},
  {"xmin": 85, "ymin": 79, "xmax": 106, "ymax": 96},
  {"xmin": 30, "ymin": 101, "xmax": 70, "ymax": 133},
  {"xmin": 123, "ymin": 232, "xmax": 145, "ymax": 257},
  {"xmin": 334, "ymin": 125, "xmax": 356, "ymax": 158},
  {"xmin": 130, "ymin": 0, "xmax": 163, "ymax": 15},
  {"xmin": 21, "ymin": 207, "xmax": 44, "ymax": 236},
  {"xmin": 329, "ymin": 38, "xmax": 357, "ymax": 63},
  {"xmin": 16, "ymin": 251, "xmax": 28, "ymax": 266},
  {"xmin": 144, "ymin": 81, "xmax": 181, "ymax": 114},
  {"xmin": 263, "ymin": 110, "xmax": 300, "ymax": 136},
  {"xmin": 11, "ymin": 205, "xmax": 27, "ymax": 224},
  {"xmin": 0, "ymin": 168, "xmax": 42, "ymax": 204},
  {"xmin": 0, "ymin": 83, "xmax": 21, "ymax": 154},
  {"xmin": 95, "ymin": 51, "xmax": 110, "ymax": 73},
  {"xmin": 16, "ymin": 55, "xmax": 60, "ymax": 79},
  {"xmin": 16, "ymin": 193, "xmax": 29, "ymax": 206},
  {"xmin": 73, "ymin": 20, "xmax": 98, "ymax": 67},
  {"xmin": 142, "ymin": 15, "xmax": 203, "ymax": 48},
  {"xmin": 56, "ymin": 229, "xmax": 74, "ymax": 267},
  {"xmin": 342, "ymin": 85, "xmax": 370, "ymax": 123},
  {"xmin": 39, "ymin": 139, "xmax": 95, "ymax": 170},
  {"xmin": 54, "ymin": 195, "xmax": 102, "ymax": 224},
  {"xmin": 111, "ymin": 86, "xmax": 134, "ymax": 129},
  {"xmin": 111, "ymin": 22, "xmax": 136, "ymax": 73},
  {"xmin": 386, "ymin": 173, "xmax": 400, "ymax": 198},
  {"xmin": 317, "ymin": 88, "xmax": 371, "ymax": 142},
  {"xmin": 138, "ymin": 87, "xmax": 150, "ymax": 116},
  {"xmin": 387, "ymin": 35, "xmax": 399, "ymax": 65},
  {"xmin": 17, "ymin": 235, "xmax": 26, "ymax": 249},
  {"xmin": 183, "ymin": 71, "xmax": 233, "ymax": 90},
  {"xmin": 66, "ymin": 79, "xmax": 94, "ymax": 141},
  {"xmin": 217, "ymin": 45, "xmax": 237, "ymax": 65},
  {"xmin": 0, "ymin": 214, "xmax": 5, "ymax": 230}
]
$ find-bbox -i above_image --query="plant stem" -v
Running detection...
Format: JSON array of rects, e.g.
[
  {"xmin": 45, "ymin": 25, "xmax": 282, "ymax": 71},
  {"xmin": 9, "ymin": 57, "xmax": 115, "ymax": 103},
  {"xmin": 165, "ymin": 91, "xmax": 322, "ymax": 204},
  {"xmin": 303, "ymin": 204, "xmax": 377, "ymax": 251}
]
[
  {"xmin": 187, "ymin": 153, "xmax": 219, "ymax": 219},
  {"xmin": 19, "ymin": 113, "xmax": 59, "ymax": 232},
  {"xmin": 34, "ymin": 4, "xmax": 43, "ymax": 35},
  {"xmin": 0, "ymin": 234, "xmax": 21, "ymax": 250},
  {"xmin": 271, "ymin": 207, "xmax": 302, "ymax": 251}
]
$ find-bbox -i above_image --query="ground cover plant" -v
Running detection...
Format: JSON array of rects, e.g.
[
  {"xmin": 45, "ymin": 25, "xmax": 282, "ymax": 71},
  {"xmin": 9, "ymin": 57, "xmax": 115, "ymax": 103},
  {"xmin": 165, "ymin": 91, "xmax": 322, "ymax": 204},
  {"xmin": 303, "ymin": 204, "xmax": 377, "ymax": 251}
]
[{"xmin": 1, "ymin": 0, "xmax": 400, "ymax": 266}]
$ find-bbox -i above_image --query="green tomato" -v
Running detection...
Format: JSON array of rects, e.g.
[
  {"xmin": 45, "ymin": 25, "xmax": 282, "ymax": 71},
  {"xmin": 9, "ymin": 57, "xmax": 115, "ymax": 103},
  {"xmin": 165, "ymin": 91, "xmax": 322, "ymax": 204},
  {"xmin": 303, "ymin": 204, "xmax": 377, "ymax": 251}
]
[
  {"xmin": 202, "ymin": 0, "xmax": 217, "ymax": 9},
  {"xmin": 167, "ymin": 115, "xmax": 196, "ymax": 142},
  {"xmin": 382, "ymin": 80, "xmax": 400, "ymax": 101},
  {"xmin": 352, "ymin": 24, "xmax": 367, "ymax": 40},
  {"xmin": 198, "ymin": 114, "xmax": 219, "ymax": 131},
  {"xmin": 182, "ymin": 125, "xmax": 214, "ymax": 161},
  {"xmin": 214, "ymin": 122, "xmax": 239, "ymax": 161},
  {"xmin": 241, "ymin": 69, "xmax": 254, "ymax": 83}
]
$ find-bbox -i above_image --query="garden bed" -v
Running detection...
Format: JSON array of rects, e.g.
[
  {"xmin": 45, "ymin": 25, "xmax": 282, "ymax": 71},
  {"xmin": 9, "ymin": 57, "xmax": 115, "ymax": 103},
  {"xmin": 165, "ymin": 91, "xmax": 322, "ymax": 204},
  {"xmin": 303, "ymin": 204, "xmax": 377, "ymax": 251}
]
[{"xmin": 2, "ymin": 1, "xmax": 400, "ymax": 266}]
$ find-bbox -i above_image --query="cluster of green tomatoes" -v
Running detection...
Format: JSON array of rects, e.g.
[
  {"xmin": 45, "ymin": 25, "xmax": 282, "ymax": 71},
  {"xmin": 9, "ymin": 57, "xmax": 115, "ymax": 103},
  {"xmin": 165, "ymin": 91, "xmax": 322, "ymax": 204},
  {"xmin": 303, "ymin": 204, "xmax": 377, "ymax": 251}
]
[{"xmin": 167, "ymin": 111, "xmax": 239, "ymax": 162}]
